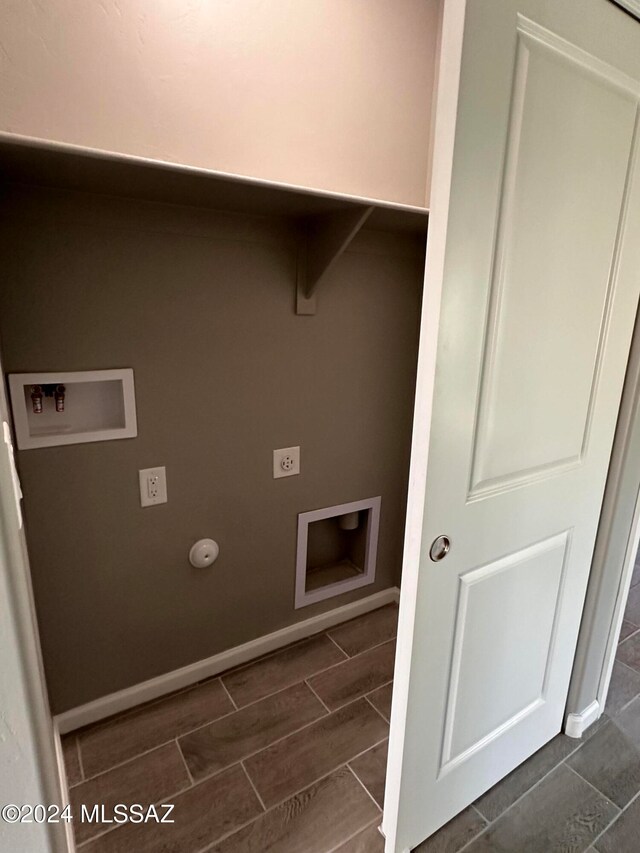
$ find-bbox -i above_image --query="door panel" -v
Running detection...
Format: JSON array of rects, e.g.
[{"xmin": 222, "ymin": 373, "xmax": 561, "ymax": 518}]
[
  {"xmin": 384, "ymin": 1, "xmax": 640, "ymax": 850},
  {"xmin": 471, "ymin": 20, "xmax": 638, "ymax": 495},
  {"xmin": 443, "ymin": 532, "xmax": 569, "ymax": 768}
]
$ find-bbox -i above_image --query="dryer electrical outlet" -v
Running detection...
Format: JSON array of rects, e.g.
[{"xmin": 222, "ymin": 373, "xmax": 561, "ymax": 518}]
[
  {"xmin": 139, "ymin": 467, "xmax": 167, "ymax": 506},
  {"xmin": 273, "ymin": 446, "xmax": 300, "ymax": 479}
]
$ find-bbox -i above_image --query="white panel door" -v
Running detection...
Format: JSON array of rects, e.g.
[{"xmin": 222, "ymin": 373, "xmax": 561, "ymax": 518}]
[{"xmin": 384, "ymin": 1, "xmax": 640, "ymax": 850}]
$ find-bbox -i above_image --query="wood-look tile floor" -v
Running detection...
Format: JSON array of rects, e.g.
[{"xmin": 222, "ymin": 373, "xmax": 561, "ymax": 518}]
[
  {"xmin": 63, "ymin": 604, "xmax": 397, "ymax": 852},
  {"xmin": 62, "ymin": 585, "xmax": 640, "ymax": 853}
]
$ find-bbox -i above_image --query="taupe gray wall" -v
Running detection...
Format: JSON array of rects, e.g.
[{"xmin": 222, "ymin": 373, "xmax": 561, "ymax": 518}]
[{"xmin": 0, "ymin": 186, "xmax": 423, "ymax": 713}]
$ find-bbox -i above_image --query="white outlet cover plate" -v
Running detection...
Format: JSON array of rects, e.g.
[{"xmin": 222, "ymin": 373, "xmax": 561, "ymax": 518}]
[
  {"xmin": 139, "ymin": 466, "xmax": 167, "ymax": 506},
  {"xmin": 273, "ymin": 446, "xmax": 300, "ymax": 479}
]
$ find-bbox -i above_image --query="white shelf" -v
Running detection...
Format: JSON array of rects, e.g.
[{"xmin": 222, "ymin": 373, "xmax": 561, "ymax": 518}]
[
  {"xmin": 8, "ymin": 369, "xmax": 137, "ymax": 449},
  {"xmin": 0, "ymin": 135, "xmax": 429, "ymax": 316}
]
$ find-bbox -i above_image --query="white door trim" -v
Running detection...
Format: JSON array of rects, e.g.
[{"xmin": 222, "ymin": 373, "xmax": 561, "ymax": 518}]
[
  {"xmin": 0, "ymin": 402, "xmax": 69, "ymax": 851},
  {"xmin": 566, "ymin": 291, "xmax": 640, "ymax": 730}
]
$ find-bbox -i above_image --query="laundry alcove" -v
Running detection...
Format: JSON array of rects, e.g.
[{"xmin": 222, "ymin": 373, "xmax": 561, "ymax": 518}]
[{"xmin": 0, "ymin": 133, "xmax": 429, "ymax": 714}]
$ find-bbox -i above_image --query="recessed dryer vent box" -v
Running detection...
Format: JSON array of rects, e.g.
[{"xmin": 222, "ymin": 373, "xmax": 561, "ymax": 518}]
[
  {"xmin": 8, "ymin": 369, "xmax": 137, "ymax": 450},
  {"xmin": 295, "ymin": 496, "xmax": 381, "ymax": 609}
]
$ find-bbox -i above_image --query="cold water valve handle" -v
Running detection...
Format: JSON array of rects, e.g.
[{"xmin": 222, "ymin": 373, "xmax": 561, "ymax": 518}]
[{"xmin": 31, "ymin": 385, "xmax": 43, "ymax": 414}]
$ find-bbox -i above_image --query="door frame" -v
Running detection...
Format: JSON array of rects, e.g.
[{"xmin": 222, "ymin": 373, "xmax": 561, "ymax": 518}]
[
  {"xmin": 0, "ymin": 367, "xmax": 71, "ymax": 853},
  {"xmin": 564, "ymin": 0, "xmax": 640, "ymax": 734},
  {"xmin": 566, "ymin": 300, "xmax": 640, "ymax": 734}
]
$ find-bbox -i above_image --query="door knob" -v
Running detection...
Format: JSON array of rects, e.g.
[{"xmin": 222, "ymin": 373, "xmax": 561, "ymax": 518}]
[{"xmin": 430, "ymin": 535, "xmax": 450, "ymax": 562}]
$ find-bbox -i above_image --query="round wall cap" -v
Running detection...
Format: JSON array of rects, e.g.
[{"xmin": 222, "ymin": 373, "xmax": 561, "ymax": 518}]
[{"xmin": 189, "ymin": 538, "xmax": 219, "ymax": 568}]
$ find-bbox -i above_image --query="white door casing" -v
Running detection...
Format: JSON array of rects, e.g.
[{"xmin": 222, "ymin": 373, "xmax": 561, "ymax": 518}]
[{"xmin": 384, "ymin": 1, "xmax": 640, "ymax": 850}]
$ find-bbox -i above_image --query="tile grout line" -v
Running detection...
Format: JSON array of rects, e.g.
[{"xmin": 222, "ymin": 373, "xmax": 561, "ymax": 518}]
[
  {"xmin": 70, "ymin": 681, "xmax": 389, "ymax": 788},
  {"xmin": 347, "ymin": 761, "xmax": 384, "ymax": 812},
  {"xmin": 75, "ymin": 772, "xmax": 199, "ymax": 849},
  {"xmin": 197, "ymin": 761, "xmax": 388, "ymax": 853},
  {"xmin": 618, "ymin": 625, "xmax": 640, "ymax": 645},
  {"xmin": 365, "ymin": 694, "xmax": 390, "ymax": 724},
  {"xmin": 219, "ymin": 677, "xmax": 239, "ymax": 711},
  {"xmin": 175, "ymin": 737, "xmax": 194, "ymax": 786},
  {"xmin": 72, "ymin": 633, "xmax": 332, "ymax": 749},
  {"xmin": 616, "ymin": 630, "xmax": 640, "ymax": 651},
  {"xmin": 74, "ymin": 685, "xmax": 384, "ymax": 794},
  {"xmin": 589, "ymin": 784, "xmax": 640, "ymax": 850},
  {"xmin": 67, "ymin": 611, "xmax": 396, "ymax": 848},
  {"xmin": 563, "ymin": 762, "xmax": 620, "ymax": 811},
  {"xmin": 458, "ymin": 721, "xmax": 630, "ymax": 853},
  {"xmin": 325, "ymin": 631, "xmax": 352, "ymax": 657},
  {"xmin": 605, "ymin": 667, "xmax": 640, "ymax": 718},
  {"xmin": 613, "ymin": 658, "xmax": 640, "ymax": 677},
  {"xmin": 457, "ymin": 744, "xmax": 589, "ymax": 852},
  {"xmin": 469, "ymin": 802, "xmax": 489, "ymax": 825},
  {"xmin": 453, "ymin": 820, "xmax": 490, "ymax": 853},
  {"xmin": 304, "ymin": 678, "xmax": 333, "ymax": 714},
  {"xmin": 240, "ymin": 760, "xmax": 268, "ymax": 812},
  {"xmin": 69, "ymin": 621, "xmax": 394, "ymax": 778},
  {"xmin": 74, "ymin": 677, "xmax": 333, "ymax": 784},
  {"xmin": 220, "ymin": 636, "xmax": 395, "ymax": 721},
  {"xmin": 67, "ymin": 613, "xmax": 397, "ymax": 837},
  {"xmin": 73, "ymin": 680, "xmax": 200, "ymax": 739},
  {"xmin": 218, "ymin": 631, "xmax": 348, "ymax": 687},
  {"xmin": 329, "ymin": 635, "xmax": 398, "ymax": 663},
  {"xmin": 246, "ymin": 733, "xmax": 391, "ymax": 815},
  {"xmin": 167, "ymin": 692, "xmax": 386, "ymax": 794},
  {"xmin": 325, "ymin": 817, "xmax": 382, "ymax": 853},
  {"xmin": 71, "ymin": 735, "xmax": 214, "ymax": 788}
]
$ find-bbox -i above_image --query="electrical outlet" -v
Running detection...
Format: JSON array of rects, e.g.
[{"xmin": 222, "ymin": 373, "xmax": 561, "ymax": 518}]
[
  {"xmin": 273, "ymin": 446, "xmax": 300, "ymax": 479},
  {"xmin": 139, "ymin": 466, "xmax": 167, "ymax": 506}
]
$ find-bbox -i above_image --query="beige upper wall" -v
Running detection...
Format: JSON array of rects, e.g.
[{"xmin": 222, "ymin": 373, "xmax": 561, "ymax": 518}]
[{"xmin": 0, "ymin": 0, "xmax": 439, "ymax": 207}]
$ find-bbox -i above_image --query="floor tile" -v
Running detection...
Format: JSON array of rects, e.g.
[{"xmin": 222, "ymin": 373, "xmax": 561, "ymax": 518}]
[
  {"xmin": 605, "ymin": 661, "xmax": 640, "ymax": 717},
  {"xmin": 568, "ymin": 719, "xmax": 640, "ymax": 808},
  {"xmin": 62, "ymin": 735, "xmax": 82, "ymax": 786},
  {"xmin": 328, "ymin": 605, "xmax": 398, "ymax": 657},
  {"xmin": 334, "ymin": 821, "xmax": 384, "ymax": 852},
  {"xmin": 595, "ymin": 793, "xmax": 640, "ymax": 853},
  {"xmin": 308, "ymin": 641, "xmax": 396, "ymax": 711},
  {"xmin": 221, "ymin": 635, "xmax": 346, "ymax": 708},
  {"xmin": 244, "ymin": 697, "xmax": 388, "ymax": 808},
  {"xmin": 79, "ymin": 679, "xmax": 233, "ymax": 777},
  {"xmin": 631, "ymin": 560, "xmax": 640, "ymax": 589},
  {"xmin": 413, "ymin": 807, "xmax": 487, "ymax": 852},
  {"xmin": 466, "ymin": 765, "xmax": 618, "ymax": 853},
  {"xmin": 80, "ymin": 764, "xmax": 262, "ymax": 853},
  {"xmin": 179, "ymin": 682, "xmax": 326, "ymax": 781},
  {"xmin": 210, "ymin": 767, "xmax": 379, "ymax": 853},
  {"xmin": 473, "ymin": 734, "xmax": 579, "ymax": 822},
  {"xmin": 619, "ymin": 620, "xmax": 639, "ymax": 644},
  {"xmin": 350, "ymin": 740, "xmax": 388, "ymax": 808},
  {"xmin": 617, "ymin": 632, "xmax": 640, "ymax": 672},
  {"xmin": 367, "ymin": 682, "xmax": 393, "ymax": 722},
  {"xmin": 624, "ymin": 585, "xmax": 640, "ymax": 626},
  {"xmin": 70, "ymin": 743, "xmax": 189, "ymax": 845}
]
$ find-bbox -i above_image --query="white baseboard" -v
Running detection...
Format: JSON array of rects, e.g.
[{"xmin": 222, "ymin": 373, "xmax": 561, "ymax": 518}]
[
  {"xmin": 56, "ymin": 586, "xmax": 400, "ymax": 734},
  {"xmin": 564, "ymin": 699, "xmax": 601, "ymax": 739}
]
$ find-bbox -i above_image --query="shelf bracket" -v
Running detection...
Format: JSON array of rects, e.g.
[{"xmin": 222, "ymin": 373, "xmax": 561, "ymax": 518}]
[{"xmin": 296, "ymin": 204, "xmax": 374, "ymax": 315}]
